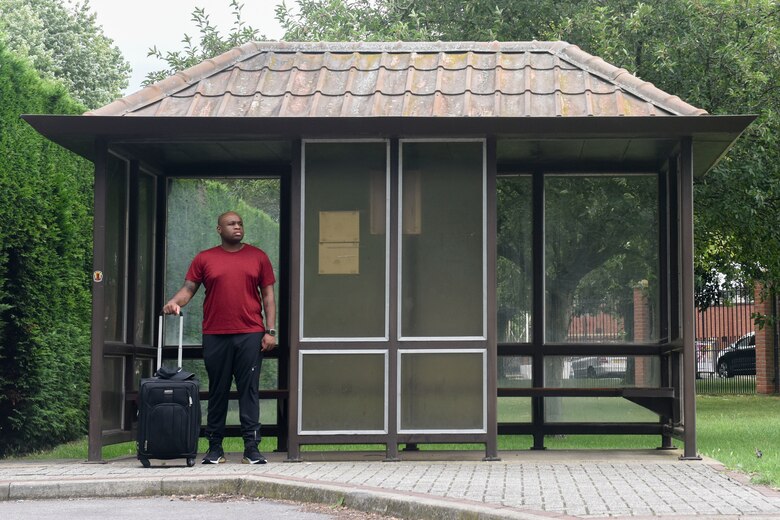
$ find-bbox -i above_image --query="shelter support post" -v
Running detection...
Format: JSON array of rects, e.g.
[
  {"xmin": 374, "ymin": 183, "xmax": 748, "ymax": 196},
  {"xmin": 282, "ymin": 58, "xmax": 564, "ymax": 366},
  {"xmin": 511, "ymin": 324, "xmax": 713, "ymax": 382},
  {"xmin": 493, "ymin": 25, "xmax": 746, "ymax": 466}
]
[
  {"xmin": 88, "ymin": 140, "xmax": 108, "ymax": 463},
  {"xmin": 530, "ymin": 171, "xmax": 546, "ymax": 451},
  {"xmin": 385, "ymin": 139, "xmax": 401, "ymax": 462},
  {"xmin": 485, "ymin": 136, "xmax": 499, "ymax": 461},
  {"xmin": 679, "ymin": 138, "xmax": 701, "ymax": 460},
  {"xmin": 286, "ymin": 139, "xmax": 302, "ymax": 462}
]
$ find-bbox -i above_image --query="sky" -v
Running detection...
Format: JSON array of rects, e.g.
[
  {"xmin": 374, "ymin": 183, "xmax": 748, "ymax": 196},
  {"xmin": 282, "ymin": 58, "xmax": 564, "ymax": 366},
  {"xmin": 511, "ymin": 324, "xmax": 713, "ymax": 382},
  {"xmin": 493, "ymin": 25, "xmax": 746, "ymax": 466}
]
[{"xmin": 88, "ymin": 0, "xmax": 285, "ymax": 94}]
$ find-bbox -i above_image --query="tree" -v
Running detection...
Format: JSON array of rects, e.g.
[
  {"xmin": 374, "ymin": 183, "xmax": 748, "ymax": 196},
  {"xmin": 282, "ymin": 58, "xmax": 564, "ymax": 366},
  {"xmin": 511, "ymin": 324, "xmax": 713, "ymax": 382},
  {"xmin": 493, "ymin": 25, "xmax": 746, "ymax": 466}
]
[
  {"xmin": 144, "ymin": 0, "xmax": 262, "ymax": 85},
  {"xmin": 539, "ymin": 0, "xmax": 780, "ymax": 292},
  {"xmin": 0, "ymin": 0, "xmax": 131, "ymax": 109},
  {"xmin": 277, "ymin": 0, "xmax": 780, "ymax": 304}
]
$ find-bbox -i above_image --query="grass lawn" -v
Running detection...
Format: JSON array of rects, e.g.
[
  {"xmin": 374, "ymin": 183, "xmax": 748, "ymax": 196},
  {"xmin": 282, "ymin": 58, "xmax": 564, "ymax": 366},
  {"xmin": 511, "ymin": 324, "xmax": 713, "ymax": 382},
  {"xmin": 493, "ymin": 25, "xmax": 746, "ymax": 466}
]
[
  {"xmin": 695, "ymin": 394, "xmax": 780, "ymax": 488},
  {"xmin": 10, "ymin": 395, "xmax": 780, "ymax": 489}
]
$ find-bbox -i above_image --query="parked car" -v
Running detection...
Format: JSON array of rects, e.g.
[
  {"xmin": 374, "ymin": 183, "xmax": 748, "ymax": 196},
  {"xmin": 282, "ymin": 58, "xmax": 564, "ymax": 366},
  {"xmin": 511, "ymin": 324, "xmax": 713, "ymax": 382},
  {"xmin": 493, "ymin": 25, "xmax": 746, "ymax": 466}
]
[
  {"xmin": 570, "ymin": 356, "xmax": 627, "ymax": 379},
  {"xmin": 716, "ymin": 332, "xmax": 755, "ymax": 378}
]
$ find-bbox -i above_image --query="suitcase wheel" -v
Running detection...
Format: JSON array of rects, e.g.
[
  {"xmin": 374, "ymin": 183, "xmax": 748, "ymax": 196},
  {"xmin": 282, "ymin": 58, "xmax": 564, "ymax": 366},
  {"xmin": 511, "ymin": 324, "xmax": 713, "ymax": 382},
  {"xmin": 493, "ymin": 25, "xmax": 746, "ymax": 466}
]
[
  {"xmin": 139, "ymin": 457, "xmax": 151, "ymax": 468},
  {"xmin": 186, "ymin": 457, "xmax": 196, "ymax": 467}
]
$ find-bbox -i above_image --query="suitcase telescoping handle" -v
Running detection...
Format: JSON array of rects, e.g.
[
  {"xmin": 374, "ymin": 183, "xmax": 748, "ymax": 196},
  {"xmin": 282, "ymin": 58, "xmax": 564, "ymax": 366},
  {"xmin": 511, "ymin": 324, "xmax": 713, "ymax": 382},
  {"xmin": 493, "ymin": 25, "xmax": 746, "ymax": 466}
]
[{"xmin": 157, "ymin": 313, "xmax": 184, "ymax": 370}]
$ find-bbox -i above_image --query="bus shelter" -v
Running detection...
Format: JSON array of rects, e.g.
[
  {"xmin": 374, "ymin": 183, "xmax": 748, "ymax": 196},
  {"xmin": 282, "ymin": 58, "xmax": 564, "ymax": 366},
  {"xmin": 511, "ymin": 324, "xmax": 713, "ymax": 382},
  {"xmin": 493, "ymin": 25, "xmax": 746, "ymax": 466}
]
[{"xmin": 24, "ymin": 42, "xmax": 754, "ymax": 462}]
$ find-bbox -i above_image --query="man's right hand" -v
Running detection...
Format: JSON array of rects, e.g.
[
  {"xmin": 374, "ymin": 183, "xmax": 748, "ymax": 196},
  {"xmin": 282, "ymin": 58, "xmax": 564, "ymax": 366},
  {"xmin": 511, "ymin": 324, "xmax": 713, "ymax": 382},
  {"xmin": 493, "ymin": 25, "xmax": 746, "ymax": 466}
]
[
  {"xmin": 162, "ymin": 301, "xmax": 181, "ymax": 315},
  {"xmin": 163, "ymin": 281, "xmax": 199, "ymax": 315}
]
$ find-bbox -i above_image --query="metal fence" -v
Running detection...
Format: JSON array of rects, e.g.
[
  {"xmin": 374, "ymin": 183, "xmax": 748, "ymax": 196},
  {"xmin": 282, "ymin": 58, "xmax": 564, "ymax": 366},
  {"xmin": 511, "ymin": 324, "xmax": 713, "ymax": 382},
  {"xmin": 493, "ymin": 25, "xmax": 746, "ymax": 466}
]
[{"xmin": 695, "ymin": 286, "xmax": 756, "ymax": 395}]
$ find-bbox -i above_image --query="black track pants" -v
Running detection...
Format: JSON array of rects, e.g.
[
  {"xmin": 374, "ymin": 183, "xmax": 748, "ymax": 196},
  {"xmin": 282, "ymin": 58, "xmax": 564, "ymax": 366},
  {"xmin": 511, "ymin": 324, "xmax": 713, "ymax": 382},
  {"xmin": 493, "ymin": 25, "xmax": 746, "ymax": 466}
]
[{"xmin": 202, "ymin": 332, "xmax": 264, "ymax": 445}]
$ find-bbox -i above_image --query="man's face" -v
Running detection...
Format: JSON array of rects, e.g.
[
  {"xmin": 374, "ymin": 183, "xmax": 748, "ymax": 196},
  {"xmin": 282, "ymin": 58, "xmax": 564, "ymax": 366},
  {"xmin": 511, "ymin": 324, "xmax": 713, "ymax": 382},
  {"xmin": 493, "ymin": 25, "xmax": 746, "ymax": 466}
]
[{"xmin": 218, "ymin": 213, "xmax": 244, "ymax": 243}]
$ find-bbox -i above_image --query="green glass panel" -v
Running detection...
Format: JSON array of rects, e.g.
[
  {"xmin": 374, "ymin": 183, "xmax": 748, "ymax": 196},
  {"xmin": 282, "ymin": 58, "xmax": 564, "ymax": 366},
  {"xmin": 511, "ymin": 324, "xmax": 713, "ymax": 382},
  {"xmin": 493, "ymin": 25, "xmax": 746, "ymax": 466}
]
[
  {"xmin": 135, "ymin": 173, "xmax": 155, "ymax": 345},
  {"xmin": 544, "ymin": 175, "xmax": 659, "ymax": 343},
  {"xmin": 104, "ymin": 155, "xmax": 128, "ymax": 342},
  {"xmin": 545, "ymin": 355, "xmax": 661, "ymax": 387},
  {"xmin": 401, "ymin": 141, "xmax": 484, "ymax": 337},
  {"xmin": 497, "ymin": 176, "xmax": 533, "ymax": 343},
  {"xmin": 303, "ymin": 142, "xmax": 387, "ymax": 338},
  {"xmin": 498, "ymin": 355, "xmax": 532, "ymax": 387},
  {"xmin": 400, "ymin": 351, "xmax": 484, "ymax": 431},
  {"xmin": 544, "ymin": 396, "xmax": 658, "ymax": 423},
  {"xmin": 165, "ymin": 178, "xmax": 280, "ymax": 345},
  {"xmin": 101, "ymin": 355, "xmax": 124, "ymax": 431},
  {"xmin": 301, "ymin": 352, "xmax": 386, "ymax": 432},
  {"xmin": 498, "ymin": 397, "xmax": 532, "ymax": 423}
]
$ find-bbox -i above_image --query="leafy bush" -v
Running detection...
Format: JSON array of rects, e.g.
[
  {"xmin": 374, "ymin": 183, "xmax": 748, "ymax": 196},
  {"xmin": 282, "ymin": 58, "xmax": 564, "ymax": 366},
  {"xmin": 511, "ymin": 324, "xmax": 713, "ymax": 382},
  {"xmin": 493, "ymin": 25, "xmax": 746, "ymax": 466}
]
[{"xmin": 0, "ymin": 43, "xmax": 93, "ymax": 456}]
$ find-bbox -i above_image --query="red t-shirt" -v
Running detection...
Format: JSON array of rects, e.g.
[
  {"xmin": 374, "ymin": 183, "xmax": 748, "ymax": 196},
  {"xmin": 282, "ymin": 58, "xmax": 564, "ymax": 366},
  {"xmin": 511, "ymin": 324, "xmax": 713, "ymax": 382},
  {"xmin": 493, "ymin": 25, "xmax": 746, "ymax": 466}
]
[{"xmin": 185, "ymin": 244, "xmax": 276, "ymax": 334}]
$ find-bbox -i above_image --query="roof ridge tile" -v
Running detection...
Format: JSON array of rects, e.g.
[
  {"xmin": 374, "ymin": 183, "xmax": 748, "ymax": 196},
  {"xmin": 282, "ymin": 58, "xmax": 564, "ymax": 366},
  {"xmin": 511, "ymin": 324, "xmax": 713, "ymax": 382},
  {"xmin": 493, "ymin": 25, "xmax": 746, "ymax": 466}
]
[{"xmin": 555, "ymin": 43, "xmax": 706, "ymax": 115}]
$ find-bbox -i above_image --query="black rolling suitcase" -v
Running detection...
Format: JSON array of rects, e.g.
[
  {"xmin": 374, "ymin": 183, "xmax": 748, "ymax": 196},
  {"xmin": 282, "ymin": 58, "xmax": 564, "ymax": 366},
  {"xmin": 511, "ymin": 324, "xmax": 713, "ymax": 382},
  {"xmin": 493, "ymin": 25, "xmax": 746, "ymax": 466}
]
[{"xmin": 137, "ymin": 314, "xmax": 201, "ymax": 468}]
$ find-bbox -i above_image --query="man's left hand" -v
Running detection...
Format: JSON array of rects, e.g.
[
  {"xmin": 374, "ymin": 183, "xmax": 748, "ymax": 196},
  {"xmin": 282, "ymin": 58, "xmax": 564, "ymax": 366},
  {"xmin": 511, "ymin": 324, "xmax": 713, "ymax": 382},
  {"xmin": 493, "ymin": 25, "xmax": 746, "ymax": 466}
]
[{"xmin": 261, "ymin": 333, "xmax": 277, "ymax": 352}]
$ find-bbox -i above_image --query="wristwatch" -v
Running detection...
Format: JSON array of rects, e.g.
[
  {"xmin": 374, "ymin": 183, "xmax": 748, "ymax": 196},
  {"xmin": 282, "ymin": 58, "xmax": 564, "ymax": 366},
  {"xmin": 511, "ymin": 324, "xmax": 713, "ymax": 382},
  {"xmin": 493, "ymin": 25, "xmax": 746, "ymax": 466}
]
[{"xmin": 267, "ymin": 328, "xmax": 277, "ymax": 337}]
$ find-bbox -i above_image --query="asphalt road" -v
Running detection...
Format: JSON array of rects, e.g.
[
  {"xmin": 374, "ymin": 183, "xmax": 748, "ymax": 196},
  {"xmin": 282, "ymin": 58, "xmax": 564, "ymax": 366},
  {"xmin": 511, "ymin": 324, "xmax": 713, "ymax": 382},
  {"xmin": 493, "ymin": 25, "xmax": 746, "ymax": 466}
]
[{"xmin": 0, "ymin": 495, "xmax": 376, "ymax": 520}]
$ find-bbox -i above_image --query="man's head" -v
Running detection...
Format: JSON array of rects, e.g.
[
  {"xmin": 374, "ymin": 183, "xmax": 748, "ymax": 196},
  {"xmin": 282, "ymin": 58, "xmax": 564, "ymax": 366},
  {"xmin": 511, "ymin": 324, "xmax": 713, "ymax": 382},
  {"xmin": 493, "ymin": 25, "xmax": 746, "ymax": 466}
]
[{"xmin": 217, "ymin": 211, "xmax": 244, "ymax": 245}]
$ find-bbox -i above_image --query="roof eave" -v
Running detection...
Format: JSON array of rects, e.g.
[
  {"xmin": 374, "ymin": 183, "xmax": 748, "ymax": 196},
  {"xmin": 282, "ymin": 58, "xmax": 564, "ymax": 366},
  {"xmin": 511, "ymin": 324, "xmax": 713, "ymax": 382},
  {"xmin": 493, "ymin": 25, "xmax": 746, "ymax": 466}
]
[{"xmin": 22, "ymin": 114, "xmax": 755, "ymax": 176}]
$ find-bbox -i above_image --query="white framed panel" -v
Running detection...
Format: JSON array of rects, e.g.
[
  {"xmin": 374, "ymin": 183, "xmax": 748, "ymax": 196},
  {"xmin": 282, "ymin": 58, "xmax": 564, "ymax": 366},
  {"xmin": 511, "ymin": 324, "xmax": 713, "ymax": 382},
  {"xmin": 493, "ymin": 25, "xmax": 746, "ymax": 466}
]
[
  {"xmin": 300, "ymin": 140, "xmax": 391, "ymax": 342},
  {"xmin": 397, "ymin": 349, "xmax": 487, "ymax": 434},
  {"xmin": 398, "ymin": 139, "xmax": 487, "ymax": 341},
  {"xmin": 298, "ymin": 349, "xmax": 388, "ymax": 435}
]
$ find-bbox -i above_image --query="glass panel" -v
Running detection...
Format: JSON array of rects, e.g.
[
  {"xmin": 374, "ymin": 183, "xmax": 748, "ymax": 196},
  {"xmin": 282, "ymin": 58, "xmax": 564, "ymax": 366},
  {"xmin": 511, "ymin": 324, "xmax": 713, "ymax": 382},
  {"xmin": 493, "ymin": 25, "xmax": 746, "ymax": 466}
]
[
  {"xmin": 545, "ymin": 355, "xmax": 660, "ymax": 387},
  {"xmin": 300, "ymin": 352, "xmax": 386, "ymax": 432},
  {"xmin": 498, "ymin": 356, "xmax": 532, "ymax": 423},
  {"xmin": 498, "ymin": 397, "xmax": 532, "ymax": 423},
  {"xmin": 544, "ymin": 397, "xmax": 658, "ymax": 422},
  {"xmin": 303, "ymin": 142, "xmax": 387, "ymax": 338},
  {"xmin": 165, "ymin": 178, "xmax": 280, "ymax": 345},
  {"xmin": 180, "ymin": 358, "xmax": 279, "ymax": 392},
  {"xmin": 134, "ymin": 173, "xmax": 155, "ymax": 345},
  {"xmin": 400, "ymin": 351, "xmax": 484, "ymax": 431},
  {"xmin": 545, "ymin": 175, "xmax": 659, "ymax": 343},
  {"xmin": 201, "ymin": 399, "xmax": 277, "ymax": 427},
  {"xmin": 104, "ymin": 155, "xmax": 128, "ymax": 342},
  {"xmin": 498, "ymin": 355, "xmax": 532, "ymax": 388},
  {"xmin": 102, "ymin": 355, "xmax": 125, "ymax": 431},
  {"xmin": 132, "ymin": 357, "xmax": 153, "ymax": 391},
  {"xmin": 497, "ymin": 176, "xmax": 533, "ymax": 343},
  {"xmin": 187, "ymin": 355, "xmax": 280, "ymax": 427},
  {"xmin": 401, "ymin": 141, "xmax": 484, "ymax": 338}
]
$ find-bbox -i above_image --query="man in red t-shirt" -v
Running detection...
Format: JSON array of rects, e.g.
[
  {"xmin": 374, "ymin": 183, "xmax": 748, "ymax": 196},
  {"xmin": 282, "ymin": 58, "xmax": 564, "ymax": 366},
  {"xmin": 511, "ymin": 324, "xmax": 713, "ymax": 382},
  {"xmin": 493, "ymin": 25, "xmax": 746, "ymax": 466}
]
[{"xmin": 163, "ymin": 211, "xmax": 276, "ymax": 465}]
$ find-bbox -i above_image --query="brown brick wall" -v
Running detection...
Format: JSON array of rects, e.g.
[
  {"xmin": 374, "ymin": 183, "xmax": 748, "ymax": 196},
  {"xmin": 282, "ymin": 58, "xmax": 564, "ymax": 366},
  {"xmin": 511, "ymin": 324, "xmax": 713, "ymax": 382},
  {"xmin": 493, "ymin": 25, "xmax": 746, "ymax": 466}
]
[{"xmin": 755, "ymin": 283, "xmax": 777, "ymax": 395}]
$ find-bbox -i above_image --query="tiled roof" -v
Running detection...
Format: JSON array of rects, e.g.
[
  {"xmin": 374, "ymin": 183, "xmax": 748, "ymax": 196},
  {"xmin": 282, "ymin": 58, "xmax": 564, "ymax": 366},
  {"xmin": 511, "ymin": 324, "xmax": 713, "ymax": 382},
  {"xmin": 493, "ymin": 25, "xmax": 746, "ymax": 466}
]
[{"xmin": 89, "ymin": 41, "xmax": 707, "ymax": 118}]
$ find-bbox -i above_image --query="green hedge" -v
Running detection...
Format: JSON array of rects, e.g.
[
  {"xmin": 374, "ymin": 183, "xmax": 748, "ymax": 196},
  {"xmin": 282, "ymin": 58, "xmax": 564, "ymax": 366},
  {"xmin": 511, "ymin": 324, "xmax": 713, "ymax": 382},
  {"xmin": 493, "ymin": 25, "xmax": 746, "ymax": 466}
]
[{"xmin": 0, "ymin": 44, "xmax": 93, "ymax": 456}]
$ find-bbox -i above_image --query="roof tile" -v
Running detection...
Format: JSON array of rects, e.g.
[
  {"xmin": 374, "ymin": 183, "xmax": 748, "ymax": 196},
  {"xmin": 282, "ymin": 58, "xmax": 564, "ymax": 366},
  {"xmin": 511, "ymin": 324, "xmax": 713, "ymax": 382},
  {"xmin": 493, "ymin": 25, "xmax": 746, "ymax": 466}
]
[{"xmin": 90, "ymin": 41, "xmax": 707, "ymax": 118}]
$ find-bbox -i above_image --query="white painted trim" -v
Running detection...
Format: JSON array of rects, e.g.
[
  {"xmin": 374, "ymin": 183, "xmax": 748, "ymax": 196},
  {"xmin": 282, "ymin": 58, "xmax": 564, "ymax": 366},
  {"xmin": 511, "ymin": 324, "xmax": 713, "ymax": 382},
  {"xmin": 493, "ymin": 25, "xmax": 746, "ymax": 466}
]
[
  {"xmin": 397, "ymin": 139, "xmax": 487, "ymax": 341},
  {"xmin": 299, "ymin": 139, "xmax": 391, "ymax": 342},
  {"xmin": 298, "ymin": 349, "xmax": 389, "ymax": 435},
  {"xmin": 397, "ymin": 348, "xmax": 487, "ymax": 434}
]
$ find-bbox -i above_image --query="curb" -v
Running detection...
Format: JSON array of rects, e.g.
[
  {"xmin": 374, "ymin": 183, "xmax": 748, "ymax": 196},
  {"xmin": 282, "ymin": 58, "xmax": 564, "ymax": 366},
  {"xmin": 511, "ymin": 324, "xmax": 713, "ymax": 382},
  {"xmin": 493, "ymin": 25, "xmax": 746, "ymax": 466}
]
[{"xmin": 1, "ymin": 475, "xmax": 559, "ymax": 520}]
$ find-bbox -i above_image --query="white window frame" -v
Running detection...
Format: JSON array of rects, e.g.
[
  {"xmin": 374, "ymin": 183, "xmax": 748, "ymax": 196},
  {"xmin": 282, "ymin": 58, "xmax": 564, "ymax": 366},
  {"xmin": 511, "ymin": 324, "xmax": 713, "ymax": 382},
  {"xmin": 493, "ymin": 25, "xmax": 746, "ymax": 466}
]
[
  {"xmin": 298, "ymin": 349, "xmax": 389, "ymax": 435},
  {"xmin": 300, "ymin": 139, "xmax": 391, "ymax": 342},
  {"xmin": 398, "ymin": 139, "xmax": 487, "ymax": 341},
  {"xmin": 397, "ymin": 348, "xmax": 487, "ymax": 434}
]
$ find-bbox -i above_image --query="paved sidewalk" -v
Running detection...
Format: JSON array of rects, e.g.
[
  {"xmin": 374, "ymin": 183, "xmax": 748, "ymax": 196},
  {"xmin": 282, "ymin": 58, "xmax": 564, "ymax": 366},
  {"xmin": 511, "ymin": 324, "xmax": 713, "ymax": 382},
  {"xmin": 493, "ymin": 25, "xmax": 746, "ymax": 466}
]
[{"xmin": 2, "ymin": 449, "xmax": 779, "ymax": 519}]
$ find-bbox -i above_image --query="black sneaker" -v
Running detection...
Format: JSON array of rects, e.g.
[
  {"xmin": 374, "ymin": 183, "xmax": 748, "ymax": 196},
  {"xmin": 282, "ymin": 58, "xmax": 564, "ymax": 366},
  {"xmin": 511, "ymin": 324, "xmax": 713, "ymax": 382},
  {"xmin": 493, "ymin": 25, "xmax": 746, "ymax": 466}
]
[
  {"xmin": 201, "ymin": 444, "xmax": 226, "ymax": 464},
  {"xmin": 242, "ymin": 445, "xmax": 267, "ymax": 464}
]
